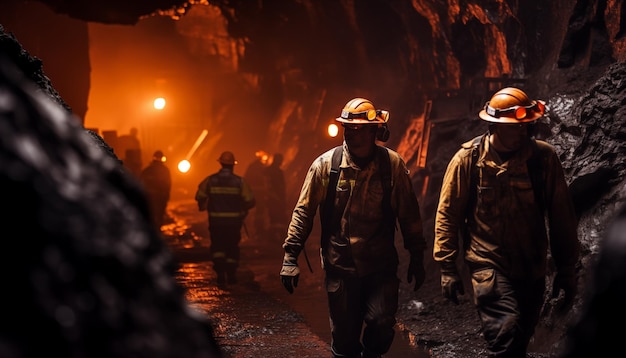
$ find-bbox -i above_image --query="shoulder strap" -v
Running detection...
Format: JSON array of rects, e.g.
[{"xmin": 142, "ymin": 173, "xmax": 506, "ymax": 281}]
[
  {"xmin": 469, "ymin": 133, "xmax": 485, "ymax": 201},
  {"xmin": 326, "ymin": 146, "xmax": 343, "ymax": 212},
  {"xmin": 527, "ymin": 139, "xmax": 545, "ymax": 214},
  {"xmin": 321, "ymin": 146, "xmax": 343, "ymax": 246},
  {"xmin": 331, "ymin": 146, "xmax": 343, "ymax": 187},
  {"xmin": 470, "ymin": 134, "xmax": 483, "ymax": 160},
  {"xmin": 467, "ymin": 133, "xmax": 486, "ymax": 236},
  {"xmin": 377, "ymin": 146, "xmax": 393, "ymax": 219}
]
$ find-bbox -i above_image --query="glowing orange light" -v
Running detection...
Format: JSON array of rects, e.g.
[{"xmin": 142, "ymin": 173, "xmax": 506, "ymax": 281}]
[
  {"xmin": 153, "ymin": 97, "xmax": 166, "ymax": 110},
  {"xmin": 328, "ymin": 123, "xmax": 339, "ymax": 137},
  {"xmin": 178, "ymin": 160, "xmax": 191, "ymax": 173}
]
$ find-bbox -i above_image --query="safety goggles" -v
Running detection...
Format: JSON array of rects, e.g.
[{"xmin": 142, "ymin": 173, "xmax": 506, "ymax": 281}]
[
  {"xmin": 340, "ymin": 109, "xmax": 389, "ymax": 122},
  {"xmin": 484, "ymin": 100, "xmax": 545, "ymax": 120}
]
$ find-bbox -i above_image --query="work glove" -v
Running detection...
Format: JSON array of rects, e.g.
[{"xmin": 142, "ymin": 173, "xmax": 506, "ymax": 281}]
[
  {"xmin": 407, "ymin": 252, "xmax": 426, "ymax": 291},
  {"xmin": 280, "ymin": 264, "xmax": 300, "ymax": 294},
  {"xmin": 551, "ymin": 271, "xmax": 577, "ymax": 311},
  {"xmin": 441, "ymin": 271, "xmax": 465, "ymax": 305},
  {"xmin": 280, "ymin": 250, "xmax": 300, "ymax": 294}
]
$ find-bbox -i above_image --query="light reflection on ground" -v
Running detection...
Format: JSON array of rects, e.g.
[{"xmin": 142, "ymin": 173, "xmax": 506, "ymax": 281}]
[{"xmin": 165, "ymin": 199, "xmax": 429, "ymax": 357}]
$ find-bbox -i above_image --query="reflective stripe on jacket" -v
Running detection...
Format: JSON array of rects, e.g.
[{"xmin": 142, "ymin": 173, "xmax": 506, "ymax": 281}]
[{"xmin": 195, "ymin": 168, "xmax": 255, "ymax": 226}]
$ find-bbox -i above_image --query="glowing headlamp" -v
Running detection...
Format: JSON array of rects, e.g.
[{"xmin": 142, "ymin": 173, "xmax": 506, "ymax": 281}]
[{"xmin": 484, "ymin": 100, "xmax": 545, "ymax": 120}]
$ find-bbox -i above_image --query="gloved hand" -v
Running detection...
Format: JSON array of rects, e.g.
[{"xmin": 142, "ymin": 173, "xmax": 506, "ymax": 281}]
[
  {"xmin": 280, "ymin": 264, "xmax": 300, "ymax": 294},
  {"xmin": 551, "ymin": 271, "xmax": 577, "ymax": 311},
  {"xmin": 441, "ymin": 271, "xmax": 465, "ymax": 305},
  {"xmin": 407, "ymin": 252, "xmax": 425, "ymax": 291}
]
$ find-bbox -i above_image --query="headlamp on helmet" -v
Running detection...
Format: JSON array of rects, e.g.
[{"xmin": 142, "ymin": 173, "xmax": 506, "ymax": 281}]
[
  {"xmin": 340, "ymin": 109, "xmax": 389, "ymax": 122},
  {"xmin": 484, "ymin": 100, "xmax": 545, "ymax": 120},
  {"xmin": 478, "ymin": 87, "xmax": 545, "ymax": 123},
  {"xmin": 335, "ymin": 97, "xmax": 390, "ymax": 124}
]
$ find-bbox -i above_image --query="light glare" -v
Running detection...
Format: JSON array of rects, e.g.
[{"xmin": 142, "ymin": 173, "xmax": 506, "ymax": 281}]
[
  {"xmin": 178, "ymin": 160, "xmax": 190, "ymax": 173},
  {"xmin": 328, "ymin": 123, "xmax": 339, "ymax": 137},
  {"xmin": 154, "ymin": 97, "xmax": 166, "ymax": 110}
]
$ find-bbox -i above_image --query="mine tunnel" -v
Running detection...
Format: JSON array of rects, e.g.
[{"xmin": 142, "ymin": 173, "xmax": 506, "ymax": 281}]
[{"xmin": 1, "ymin": 1, "xmax": 626, "ymax": 357}]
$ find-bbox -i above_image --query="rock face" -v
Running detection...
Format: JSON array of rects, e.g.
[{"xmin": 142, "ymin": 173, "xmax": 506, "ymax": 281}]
[{"xmin": 0, "ymin": 39, "xmax": 222, "ymax": 358}]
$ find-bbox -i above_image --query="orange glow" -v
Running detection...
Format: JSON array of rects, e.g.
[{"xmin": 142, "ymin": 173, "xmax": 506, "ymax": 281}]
[
  {"xmin": 255, "ymin": 150, "xmax": 269, "ymax": 165},
  {"xmin": 153, "ymin": 97, "xmax": 166, "ymax": 110},
  {"xmin": 84, "ymin": 11, "xmax": 306, "ymax": 196},
  {"xmin": 328, "ymin": 123, "xmax": 339, "ymax": 137},
  {"xmin": 186, "ymin": 129, "xmax": 209, "ymax": 160},
  {"xmin": 178, "ymin": 159, "xmax": 191, "ymax": 173}
]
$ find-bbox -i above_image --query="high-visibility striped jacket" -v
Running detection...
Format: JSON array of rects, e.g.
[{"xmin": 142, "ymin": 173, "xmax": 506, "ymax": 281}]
[{"xmin": 195, "ymin": 168, "xmax": 256, "ymax": 227}]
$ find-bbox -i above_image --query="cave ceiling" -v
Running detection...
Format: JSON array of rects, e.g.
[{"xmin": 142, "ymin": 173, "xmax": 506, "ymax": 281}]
[{"xmin": 32, "ymin": 0, "xmax": 191, "ymax": 24}]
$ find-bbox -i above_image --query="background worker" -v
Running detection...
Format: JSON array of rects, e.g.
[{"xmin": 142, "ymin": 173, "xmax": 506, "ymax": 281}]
[
  {"xmin": 434, "ymin": 87, "xmax": 580, "ymax": 357},
  {"xmin": 280, "ymin": 97, "xmax": 426, "ymax": 358},
  {"xmin": 244, "ymin": 150, "xmax": 269, "ymax": 240},
  {"xmin": 265, "ymin": 153, "xmax": 287, "ymax": 244},
  {"xmin": 195, "ymin": 151, "xmax": 256, "ymax": 286},
  {"xmin": 140, "ymin": 150, "xmax": 171, "ymax": 228}
]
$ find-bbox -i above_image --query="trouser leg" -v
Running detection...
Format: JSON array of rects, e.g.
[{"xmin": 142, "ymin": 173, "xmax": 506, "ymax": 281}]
[
  {"xmin": 473, "ymin": 269, "xmax": 544, "ymax": 358},
  {"xmin": 209, "ymin": 226, "xmax": 229, "ymax": 284},
  {"xmin": 326, "ymin": 272, "xmax": 399, "ymax": 358},
  {"xmin": 327, "ymin": 275, "xmax": 364, "ymax": 358},
  {"xmin": 362, "ymin": 272, "xmax": 399, "ymax": 356},
  {"xmin": 222, "ymin": 226, "xmax": 241, "ymax": 284}
]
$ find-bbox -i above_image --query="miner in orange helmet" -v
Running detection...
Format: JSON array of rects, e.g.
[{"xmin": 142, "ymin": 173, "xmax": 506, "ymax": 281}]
[
  {"xmin": 280, "ymin": 97, "xmax": 426, "ymax": 358},
  {"xmin": 434, "ymin": 87, "xmax": 580, "ymax": 357},
  {"xmin": 195, "ymin": 151, "xmax": 255, "ymax": 286}
]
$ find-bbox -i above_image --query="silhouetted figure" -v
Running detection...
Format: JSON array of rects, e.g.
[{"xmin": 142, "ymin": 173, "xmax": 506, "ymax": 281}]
[
  {"xmin": 0, "ymin": 52, "xmax": 222, "ymax": 357},
  {"xmin": 195, "ymin": 151, "xmax": 256, "ymax": 286},
  {"xmin": 265, "ymin": 153, "xmax": 287, "ymax": 243},
  {"xmin": 243, "ymin": 151, "xmax": 269, "ymax": 240},
  {"xmin": 117, "ymin": 127, "xmax": 142, "ymax": 176},
  {"xmin": 124, "ymin": 148, "xmax": 143, "ymax": 177},
  {"xmin": 140, "ymin": 150, "xmax": 172, "ymax": 228}
]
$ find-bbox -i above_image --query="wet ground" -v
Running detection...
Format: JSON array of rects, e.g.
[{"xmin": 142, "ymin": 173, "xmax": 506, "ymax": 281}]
[
  {"xmin": 162, "ymin": 199, "xmax": 430, "ymax": 357},
  {"xmin": 162, "ymin": 199, "xmax": 561, "ymax": 358}
]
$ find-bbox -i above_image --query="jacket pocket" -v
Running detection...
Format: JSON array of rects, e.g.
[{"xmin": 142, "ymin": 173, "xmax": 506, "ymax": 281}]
[{"xmin": 471, "ymin": 268, "xmax": 497, "ymax": 305}]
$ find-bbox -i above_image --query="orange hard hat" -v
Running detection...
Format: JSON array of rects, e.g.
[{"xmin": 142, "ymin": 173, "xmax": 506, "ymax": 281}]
[
  {"xmin": 335, "ymin": 97, "xmax": 389, "ymax": 125},
  {"xmin": 218, "ymin": 151, "xmax": 237, "ymax": 165},
  {"xmin": 479, "ymin": 87, "xmax": 545, "ymax": 123}
]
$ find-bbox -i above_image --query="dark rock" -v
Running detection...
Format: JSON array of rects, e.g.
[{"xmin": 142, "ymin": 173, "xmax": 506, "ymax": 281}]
[{"xmin": 0, "ymin": 53, "xmax": 222, "ymax": 357}]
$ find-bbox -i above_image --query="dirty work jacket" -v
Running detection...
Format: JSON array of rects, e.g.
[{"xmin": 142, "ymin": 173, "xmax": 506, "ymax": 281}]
[
  {"xmin": 195, "ymin": 168, "xmax": 256, "ymax": 227},
  {"xmin": 434, "ymin": 134, "xmax": 580, "ymax": 280},
  {"xmin": 283, "ymin": 142, "xmax": 426, "ymax": 277}
]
